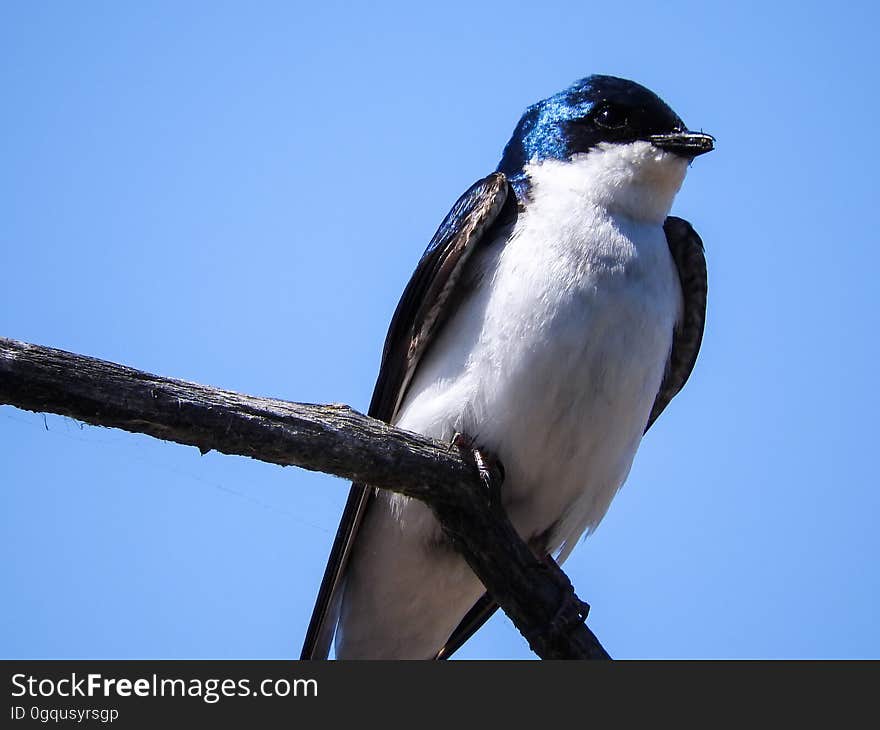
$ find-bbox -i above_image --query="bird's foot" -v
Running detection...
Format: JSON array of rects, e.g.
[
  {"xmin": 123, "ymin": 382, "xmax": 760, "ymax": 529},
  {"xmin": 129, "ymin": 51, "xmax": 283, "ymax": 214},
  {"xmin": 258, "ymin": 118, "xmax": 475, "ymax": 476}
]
[{"xmin": 451, "ymin": 432, "xmax": 505, "ymax": 511}]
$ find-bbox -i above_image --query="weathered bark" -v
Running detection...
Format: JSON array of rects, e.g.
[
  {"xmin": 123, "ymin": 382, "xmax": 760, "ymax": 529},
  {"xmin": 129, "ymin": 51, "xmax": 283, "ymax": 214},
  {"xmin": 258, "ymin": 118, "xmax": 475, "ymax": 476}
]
[{"xmin": 0, "ymin": 336, "xmax": 610, "ymax": 659}]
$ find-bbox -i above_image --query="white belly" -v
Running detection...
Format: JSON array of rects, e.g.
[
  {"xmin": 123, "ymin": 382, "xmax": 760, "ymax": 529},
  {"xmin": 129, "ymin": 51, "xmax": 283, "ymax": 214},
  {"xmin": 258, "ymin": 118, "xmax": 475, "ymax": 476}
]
[
  {"xmin": 336, "ymin": 153, "xmax": 685, "ymax": 659},
  {"xmin": 392, "ymin": 211, "xmax": 681, "ymax": 556}
]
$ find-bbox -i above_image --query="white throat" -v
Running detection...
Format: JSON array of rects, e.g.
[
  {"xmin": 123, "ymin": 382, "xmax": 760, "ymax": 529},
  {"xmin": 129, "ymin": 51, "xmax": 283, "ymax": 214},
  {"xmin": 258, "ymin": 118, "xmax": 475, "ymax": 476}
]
[{"xmin": 523, "ymin": 141, "xmax": 689, "ymax": 224}]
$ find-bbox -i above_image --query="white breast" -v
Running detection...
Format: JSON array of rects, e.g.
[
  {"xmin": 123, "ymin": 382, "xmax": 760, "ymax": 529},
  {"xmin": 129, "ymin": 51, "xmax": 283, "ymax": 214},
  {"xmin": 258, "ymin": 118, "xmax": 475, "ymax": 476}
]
[
  {"xmin": 394, "ymin": 144, "xmax": 686, "ymax": 555},
  {"xmin": 336, "ymin": 143, "xmax": 688, "ymax": 658}
]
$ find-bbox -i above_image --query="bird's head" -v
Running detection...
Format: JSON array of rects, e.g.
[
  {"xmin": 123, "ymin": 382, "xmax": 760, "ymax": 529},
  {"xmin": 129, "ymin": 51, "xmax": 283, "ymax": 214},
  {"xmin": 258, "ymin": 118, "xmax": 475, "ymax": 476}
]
[{"xmin": 498, "ymin": 75, "xmax": 714, "ymax": 221}]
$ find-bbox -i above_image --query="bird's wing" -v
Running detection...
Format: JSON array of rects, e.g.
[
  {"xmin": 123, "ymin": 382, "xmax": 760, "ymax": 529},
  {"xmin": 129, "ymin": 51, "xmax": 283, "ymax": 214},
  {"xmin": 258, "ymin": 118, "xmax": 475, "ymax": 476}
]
[
  {"xmin": 434, "ymin": 593, "xmax": 499, "ymax": 659},
  {"xmin": 645, "ymin": 216, "xmax": 708, "ymax": 432},
  {"xmin": 436, "ymin": 216, "xmax": 708, "ymax": 659},
  {"xmin": 300, "ymin": 172, "xmax": 513, "ymax": 659}
]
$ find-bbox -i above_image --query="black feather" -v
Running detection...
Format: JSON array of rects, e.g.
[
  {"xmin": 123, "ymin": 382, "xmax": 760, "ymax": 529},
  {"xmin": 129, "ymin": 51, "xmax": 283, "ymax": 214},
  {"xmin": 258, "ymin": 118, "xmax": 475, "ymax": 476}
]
[{"xmin": 300, "ymin": 173, "xmax": 512, "ymax": 659}]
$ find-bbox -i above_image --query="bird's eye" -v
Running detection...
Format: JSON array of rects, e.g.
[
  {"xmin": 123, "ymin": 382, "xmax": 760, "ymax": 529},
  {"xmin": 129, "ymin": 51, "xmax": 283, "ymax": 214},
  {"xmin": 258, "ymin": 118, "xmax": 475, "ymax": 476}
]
[{"xmin": 594, "ymin": 104, "xmax": 629, "ymax": 130}]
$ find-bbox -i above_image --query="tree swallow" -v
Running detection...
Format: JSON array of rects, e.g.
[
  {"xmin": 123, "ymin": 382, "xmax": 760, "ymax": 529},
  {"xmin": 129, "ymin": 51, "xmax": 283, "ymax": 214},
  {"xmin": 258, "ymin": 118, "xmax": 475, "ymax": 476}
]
[{"xmin": 301, "ymin": 75, "xmax": 713, "ymax": 659}]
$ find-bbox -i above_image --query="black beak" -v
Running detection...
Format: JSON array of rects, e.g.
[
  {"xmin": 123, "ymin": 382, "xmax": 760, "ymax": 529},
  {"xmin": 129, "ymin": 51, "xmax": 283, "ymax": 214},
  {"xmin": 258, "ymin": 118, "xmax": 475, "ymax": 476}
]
[{"xmin": 649, "ymin": 131, "xmax": 715, "ymax": 159}]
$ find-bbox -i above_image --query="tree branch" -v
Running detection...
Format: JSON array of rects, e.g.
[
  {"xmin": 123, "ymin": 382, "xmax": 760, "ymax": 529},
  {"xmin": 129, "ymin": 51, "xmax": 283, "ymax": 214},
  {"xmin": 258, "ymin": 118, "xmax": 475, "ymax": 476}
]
[{"xmin": 0, "ymin": 336, "xmax": 609, "ymax": 660}]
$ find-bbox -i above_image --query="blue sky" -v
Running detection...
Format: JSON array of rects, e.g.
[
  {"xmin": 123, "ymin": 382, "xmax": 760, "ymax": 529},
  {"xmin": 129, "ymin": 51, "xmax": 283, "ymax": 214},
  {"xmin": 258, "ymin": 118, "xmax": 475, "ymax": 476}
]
[{"xmin": 2, "ymin": 1, "xmax": 877, "ymax": 659}]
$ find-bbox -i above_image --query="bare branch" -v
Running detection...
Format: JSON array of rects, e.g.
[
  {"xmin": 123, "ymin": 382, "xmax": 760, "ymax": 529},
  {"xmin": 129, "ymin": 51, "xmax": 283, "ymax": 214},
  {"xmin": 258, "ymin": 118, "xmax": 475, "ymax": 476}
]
[{"xmin": 0, "ymin": 336, "xmax": 609, "ymax": 660}]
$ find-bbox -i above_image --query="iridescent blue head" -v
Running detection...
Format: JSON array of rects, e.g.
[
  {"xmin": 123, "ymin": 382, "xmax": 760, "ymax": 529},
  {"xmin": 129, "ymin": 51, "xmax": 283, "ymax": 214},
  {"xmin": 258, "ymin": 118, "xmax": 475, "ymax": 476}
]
[{"xmin": 497, "ymin": 75, "xmax": 713, "ymax": 195}]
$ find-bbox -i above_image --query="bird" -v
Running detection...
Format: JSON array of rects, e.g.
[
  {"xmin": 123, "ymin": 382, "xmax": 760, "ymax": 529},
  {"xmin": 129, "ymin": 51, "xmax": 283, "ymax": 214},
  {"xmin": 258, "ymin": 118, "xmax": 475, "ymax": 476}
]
[{"xmin": 301, "ymin": 74, "xmax": 713, "ymax": 659}]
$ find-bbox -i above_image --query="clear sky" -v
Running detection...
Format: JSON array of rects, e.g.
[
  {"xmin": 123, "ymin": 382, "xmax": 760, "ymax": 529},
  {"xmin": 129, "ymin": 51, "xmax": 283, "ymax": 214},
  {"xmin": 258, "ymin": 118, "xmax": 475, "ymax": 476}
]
[{"xmin": 2, "ymin": 1, "xmax": 877, "ymax": 659}]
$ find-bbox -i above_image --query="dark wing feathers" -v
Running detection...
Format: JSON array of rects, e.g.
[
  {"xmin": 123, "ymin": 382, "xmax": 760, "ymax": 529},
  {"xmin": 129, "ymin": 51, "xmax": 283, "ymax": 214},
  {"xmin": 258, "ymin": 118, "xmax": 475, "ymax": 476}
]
[
  {"xmin": 434, "ymin": 593, "xmax": 499, "ymax": 659},
  {"xmin": 438, "ymin": 215, "xmax": 708, "ymax": 659},
  {"xmin": 646, "ymin": 216, "xmax": 708, "ymax": 432},
  {"xmin": 300, "ymin": 173, "xmax": 510, "ymax": 659},
  {"xmin": 375, "ymin": 172, "xmax": 510, "ymax": 420}
]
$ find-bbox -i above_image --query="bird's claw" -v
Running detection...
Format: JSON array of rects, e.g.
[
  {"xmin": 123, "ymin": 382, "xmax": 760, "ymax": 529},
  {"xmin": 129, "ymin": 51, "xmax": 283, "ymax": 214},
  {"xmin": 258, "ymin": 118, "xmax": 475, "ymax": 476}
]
[{"xmin": 451, "ymin": 432, "xmax": 505, "ymax": 510}]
